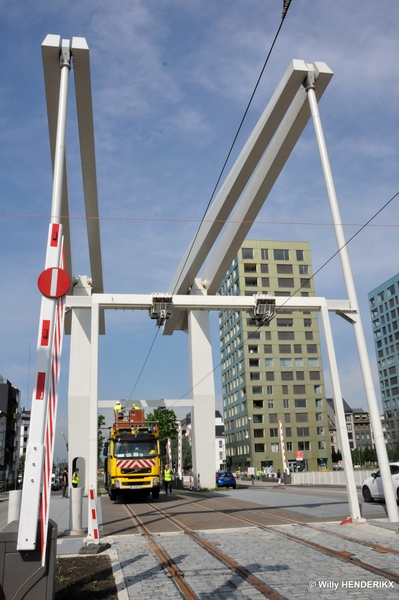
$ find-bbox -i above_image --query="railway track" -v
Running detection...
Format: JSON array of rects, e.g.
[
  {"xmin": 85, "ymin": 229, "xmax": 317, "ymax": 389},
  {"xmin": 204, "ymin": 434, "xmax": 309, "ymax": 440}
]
[{"xmin": 118, "ymin": 492, "xmax": 399, "ymax": 599}]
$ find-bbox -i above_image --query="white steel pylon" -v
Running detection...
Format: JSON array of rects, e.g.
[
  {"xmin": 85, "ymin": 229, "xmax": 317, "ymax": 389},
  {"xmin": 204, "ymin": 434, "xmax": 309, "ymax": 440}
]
[{"xmin": 17, "ymin": 40, "xmax": 71, "ymax": 560}]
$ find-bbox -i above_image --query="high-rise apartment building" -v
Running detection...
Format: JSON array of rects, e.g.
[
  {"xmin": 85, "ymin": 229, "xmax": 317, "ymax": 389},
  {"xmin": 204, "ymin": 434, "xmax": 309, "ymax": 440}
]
[
  {"xmin": 368, "ymin": 274, "xmax": 399, "ymax": 446},
  {"xmin": 218, "ymin": 240, "xmax": 331, "ymax": 472}
]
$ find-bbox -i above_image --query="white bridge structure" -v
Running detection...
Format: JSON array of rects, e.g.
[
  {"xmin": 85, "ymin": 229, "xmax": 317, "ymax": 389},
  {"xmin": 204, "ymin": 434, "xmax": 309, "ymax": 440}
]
[{"xmin": 17, "ymin": 35, "xmax": 398, "ymax": 561}]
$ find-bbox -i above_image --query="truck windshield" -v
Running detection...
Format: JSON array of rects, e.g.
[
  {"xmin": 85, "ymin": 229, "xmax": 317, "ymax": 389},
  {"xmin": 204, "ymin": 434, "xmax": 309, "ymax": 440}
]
[{"xmin": 114, "ymin": 440, "xmax": 157, "ymax": 458}]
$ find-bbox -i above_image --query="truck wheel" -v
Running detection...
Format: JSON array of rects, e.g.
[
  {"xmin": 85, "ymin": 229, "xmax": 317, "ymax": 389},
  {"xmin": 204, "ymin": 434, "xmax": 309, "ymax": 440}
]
[
  {"xmin": 109, "ymin": 489, "xmax": 117, "ymax": 502},
  {"xmin": 152, "ymin": 488, "xmax": 160, "ymax": 500}
]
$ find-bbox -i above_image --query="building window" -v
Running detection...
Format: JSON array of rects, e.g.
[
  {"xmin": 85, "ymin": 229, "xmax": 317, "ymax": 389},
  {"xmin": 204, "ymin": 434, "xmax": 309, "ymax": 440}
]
[
  {"xmin": 295, "ymin": 358, "xmax": 303, "ymax": 367},
  {"xmin": 270, "ymin": 428, "xmax": 278, "ymax": 437},
  {"xmin": 245, "ymin": 277, "xmax": 258, "ymax": 287},
  {"xmin": 254, "ymin": 429, "xmax": 264, "ymax": 438},
  {"xmin": 296, "ymin": 413, "xmax": 308, "ymax": 423},
  {"xmin": 308, "ymin": 358, "xmax": 319, "ymax": 367},
  {"xmin": 296, "ymin": 371, "xmax": 305, "ymax": 380},
  {"xmin": 260, "ymin": 263, "xmax": 269, "ymax": 273},
  {"xmin": 265, "ymin": 372, "xmax": 275, "ymax": 381},
  {"xmin": 315, "ymin": 399, "xmax": 322, "ymax": 407},
  {"xmin": 266, "ymin": 386, "xmax": 273, "ymax": 395},
  {"xmin": 278, "ymin": 278, "xmax": 295, "ymax": 288},
  {"xmin": 318, "ymin": 441, "xmax": 326, "ymax": 450},
  {"xmin": 277, "ymin": 264, "xmax": 293, "ymax": 274},
  {"xmin": 298, "ymin": 441, "xmax": 310, "ymax": 451},
  {"xmin": 252, "ymin": 386, "xmax": 263, "ymax": 394},
  {"xmin": 304, "ymin": 319, "xmax": 312, "ymax": 327},
  {"xmin": 296, "ymin": 250, "xmax": 304, "ymax": 261},
  {"xmin": 281, "ymin": 371, "xmax": 294, "ymax": 380},
  {"xmin": 299, "ymin": 265, "xmax": 309, "ymax": 275},
  {"xmin": 305, "ymin": 331, "xmax": 314, "ymax": 340},
  {"xmin": 309, "ymin": 371, "xmax": 320, "ymax": 380},
  {"xmin": 297, "ymin": 427, "xmax": 310, "ymax": 436},
  {"xmin": 255, "ymin": 444, "xmax": 265, "ymax": 453},
  {"xmin": 269, "ymin": 413, "xmax": 278, "ymax": 423},
  {"xmin": 307, "ymin": 344, "xmax": 317, "ymax": 353},
  {"xmin": 278, "ymin": 331, "xmax": 295, "ymax": 340},
  {"xmin": 264, "ymin": 344, "xmax": 273, "ymax": 353},
  {"xmin": 300, "ymin": 278, "xmax": 311, "ymax": 288},
  {"xmin": 250, "ymin": 372, "xmax": 261, "ymax": 381},
  {"xmin": 279, "ymin": 344, "xmax": 291, "ymax": 353},
  {"xmin": 274, "ymin": 249, "xmax": 289, "ymax": 260},
  {"xmin": 317, "ymin": 427, "xmax": 324, "ymax": 435},
  {"xmin": 286, "ymin": 442, "xmax": 293, "ymax": 451},
  {"xmin": 285, "ymin": 427, "xmax": 292, "ymax": 437},
  {"xmin": 280, "ymin": 358, "xmax": 292, "ymax": 367},
  {"xmin": 267, "ymin": 399, "xmax": 274, "ymax": 408},
  {"xmin": 294, "ymin": 399, "xmax": 307, "ymax": 408},
  {"xmin": 249, "ymin": 358, "xmax": 259, "ymax": 367},
  {"xmin": 242, "ymin": 248, "xmax": 253, "ymax": 259},
  {"xmin": 283, "ymin": 399, "xmax": 290, "ymax": 408},
  {"xmin": 253, "ymin": 414, "xmax": 263, "ymax": 423},
  {"xmin": 270, "ymin": 443, "xmax": 279, "ymax": 453},
  {"xmin": 265, "ymin": 358, "xmax": 274, "ymax": 367},
  {"xmin": 293, "ymin": 385, "xmax": 306, "ymax": 394},
  {"xmin": 294, "ymin": 344, "xmax": 302, "ymax": 354},
  {"xmin": 261, "ymin": 249, "xmax": 269, "ymax": 260},
  {"xmin": 248, "ymin": 345, "xmax": 258, "ymax": 353},
  {"xmin": 253, "ymin": 400, "xmax": 263, "ymax": 409},
  {"xmin": 284, "ymin": 413, "xmax": 290, "ymax": 423},
  {"xmin": 277, "ymin": 318, "xmax": 293, "ymax": 327}
]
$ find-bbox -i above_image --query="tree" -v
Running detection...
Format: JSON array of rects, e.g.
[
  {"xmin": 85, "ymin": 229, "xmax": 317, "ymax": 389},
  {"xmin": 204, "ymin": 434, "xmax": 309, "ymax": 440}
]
[
  {"xmin": 146, "ymin": 408, "xmax": 178, "ymax": 442},
  {"xmin": 98, "ymin": 414, "xmax": 106, "ymax": 464}
]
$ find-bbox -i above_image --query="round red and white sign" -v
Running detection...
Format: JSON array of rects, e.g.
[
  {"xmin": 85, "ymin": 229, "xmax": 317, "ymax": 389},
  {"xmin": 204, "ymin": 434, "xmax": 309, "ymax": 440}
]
[{"xmin": 37, "ymin": 268, "xmax": 71, "ymax": 298}]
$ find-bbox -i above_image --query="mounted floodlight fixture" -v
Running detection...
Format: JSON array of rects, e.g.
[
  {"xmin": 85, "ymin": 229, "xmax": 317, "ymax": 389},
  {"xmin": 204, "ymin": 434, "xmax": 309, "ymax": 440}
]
[
  {"xmin": 149, "ymin": 293, "xmax": 173, "ymax": 326},
  {"xmin": 251, "ymin": 294, "xmax": 276, "ymax": 326}
]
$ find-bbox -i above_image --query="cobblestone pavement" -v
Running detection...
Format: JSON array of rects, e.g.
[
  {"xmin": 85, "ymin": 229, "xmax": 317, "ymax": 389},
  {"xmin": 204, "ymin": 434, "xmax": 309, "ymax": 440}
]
[{"xmin": 105, "ymin": 520, "xmax": 399, "ymax": 600}]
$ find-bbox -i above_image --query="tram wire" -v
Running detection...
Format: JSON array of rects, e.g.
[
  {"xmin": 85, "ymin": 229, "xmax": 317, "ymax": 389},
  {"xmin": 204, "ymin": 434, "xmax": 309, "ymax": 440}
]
[
  {"xmin": 173, "ymin": 188, "xmax": 399, "ymax": 404},
  {"xmin": 124, "ymin": 3, "xmax": 294, "ymax": 404}
]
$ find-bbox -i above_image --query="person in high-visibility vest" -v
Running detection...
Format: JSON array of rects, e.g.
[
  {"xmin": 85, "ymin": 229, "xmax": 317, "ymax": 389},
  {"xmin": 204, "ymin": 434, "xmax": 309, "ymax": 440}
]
[
  {"xmin": 132, "ymin": 403, "xmax": 140, "ymax": 410},
  {"xmin": 114, "ymin": 401, "xmax": 124, "ymax": 419},
  {"xmin": 163, "ymin": 465, "xmax": 173, "ymax": 495},
  {"xmin": 72, "ymin": 468, "xmax": 80, "ymax": 488}
]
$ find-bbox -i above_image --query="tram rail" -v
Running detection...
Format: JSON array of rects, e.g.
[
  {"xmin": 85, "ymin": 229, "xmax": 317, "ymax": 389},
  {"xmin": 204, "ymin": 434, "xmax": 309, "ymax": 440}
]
[{"xmin": 118, "ymin": 492, "xmax": 399, "ymax": 598}]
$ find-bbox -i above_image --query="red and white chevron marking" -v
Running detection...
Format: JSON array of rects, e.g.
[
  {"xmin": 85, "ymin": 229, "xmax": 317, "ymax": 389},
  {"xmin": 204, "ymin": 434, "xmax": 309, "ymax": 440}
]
[
  {"xmin": 177, "ymin": 422, "xmax": 182, "ymax": 479},
  {"xmin": 89, "ymin": 488, "xmax": 99, "ymax": 541},
  {"xmin": 116, "ymin": 458, "xmax": 156, "ymax": 470},
  {"xmin": 279, "ymin": 420, "xmax": 288, "ymax": 473}
]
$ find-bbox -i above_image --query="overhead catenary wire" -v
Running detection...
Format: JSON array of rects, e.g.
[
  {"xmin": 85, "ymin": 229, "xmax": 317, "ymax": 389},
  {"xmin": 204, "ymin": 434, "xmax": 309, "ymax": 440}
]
[
  {"xmin": 125, "ymin": 4, "xmax": 294, "ymax": 401},
  {"xmin": 173, "ymin": 188, "xmax": 399, "ymax": 404}
]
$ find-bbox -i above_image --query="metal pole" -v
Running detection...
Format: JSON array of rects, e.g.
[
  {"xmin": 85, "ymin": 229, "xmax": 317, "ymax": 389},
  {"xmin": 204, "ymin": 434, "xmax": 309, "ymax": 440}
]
[
  {"xmin": 51, "ymin": 40, "xmax": 71, "ymax": 223},
  {"xmin": 305, "ymin": 78, "xmax": 399, "ymax": 522},
  {"xmin": 320, "ymin": 303, "xmax": 361, "ymax": 520}
]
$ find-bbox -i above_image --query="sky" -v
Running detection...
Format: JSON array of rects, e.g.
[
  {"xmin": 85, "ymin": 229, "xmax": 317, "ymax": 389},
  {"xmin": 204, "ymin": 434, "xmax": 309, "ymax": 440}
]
[{"xmin": 1, "ymin": 1, "xmax": 399, "ymax": 461}]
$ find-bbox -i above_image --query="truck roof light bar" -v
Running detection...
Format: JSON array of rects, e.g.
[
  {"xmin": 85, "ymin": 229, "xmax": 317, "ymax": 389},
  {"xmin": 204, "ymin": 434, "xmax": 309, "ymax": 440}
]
[
  {"xmin": 149, "ymin": 293, "xmax": 173, "ymax": 326},
  {"xmin": 251, "ymin": 294, "xmax": 276, "ymax": 326}
]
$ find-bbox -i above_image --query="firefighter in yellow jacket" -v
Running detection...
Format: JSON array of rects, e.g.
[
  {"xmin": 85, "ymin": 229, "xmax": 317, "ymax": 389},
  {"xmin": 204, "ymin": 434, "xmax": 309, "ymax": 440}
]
[{"xmin": 163, "ymin": 465, "xmax": 173, "ymax": 495}]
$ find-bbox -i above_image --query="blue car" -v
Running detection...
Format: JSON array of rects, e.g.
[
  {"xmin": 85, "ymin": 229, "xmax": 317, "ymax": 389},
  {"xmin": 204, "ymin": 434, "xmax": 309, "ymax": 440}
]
[{"xmin": 216, "ymin": 471, "xmax": 236, "ymax": 489}]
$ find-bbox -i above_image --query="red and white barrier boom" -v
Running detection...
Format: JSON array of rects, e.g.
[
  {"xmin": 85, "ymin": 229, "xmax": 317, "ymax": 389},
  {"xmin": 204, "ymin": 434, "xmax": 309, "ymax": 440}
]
[{"xmin": 17, "ymin": 40, "xmax": 71, "ymax": 564}]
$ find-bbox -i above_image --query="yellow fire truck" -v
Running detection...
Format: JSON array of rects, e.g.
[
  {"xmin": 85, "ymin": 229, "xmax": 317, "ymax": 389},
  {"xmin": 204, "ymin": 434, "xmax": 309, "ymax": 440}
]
[{"xmin": 104, "ymin": 408, "xmax": 161, "ymax": 501}]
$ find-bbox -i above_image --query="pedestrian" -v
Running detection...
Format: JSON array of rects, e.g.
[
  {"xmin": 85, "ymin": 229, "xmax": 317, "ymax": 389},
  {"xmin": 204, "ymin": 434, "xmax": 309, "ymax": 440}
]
[
  {"xmin": 62, "ymin": 467, "xmax": 68, "ymax": 497},
  {"xmin": 72, "ymin": 468, "xmax": 79, "ymax": 488},
  {"xmin": 164, "ymin": 464, "xmax": 173, "ymax": 495},
  {"xmin": 256, "ymin": 469, "xmax": 261, "ymax": 481},
  {"xmin": 277, "ymin": 469, "xmax": 281, "ymax": 485}
]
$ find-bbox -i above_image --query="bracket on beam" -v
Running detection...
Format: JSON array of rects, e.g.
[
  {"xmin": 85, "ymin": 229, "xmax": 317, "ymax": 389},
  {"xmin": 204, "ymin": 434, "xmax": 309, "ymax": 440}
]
[
  {"xmin": 251, "ymin": 294, "xmax": 276, "ymax": 326},
  {"xmin": 335, "ymin": 309, "xmax": 358, "ymax": 324},
  {"xmin": 149, "ymin": 293, "xmax": 173, "ymax": 326}
]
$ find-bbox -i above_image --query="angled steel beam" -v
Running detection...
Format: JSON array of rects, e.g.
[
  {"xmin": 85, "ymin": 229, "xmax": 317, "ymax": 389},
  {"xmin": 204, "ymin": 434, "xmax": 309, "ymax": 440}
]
[
  {"xmin": 202, "ymin": 62, "xmax": 333, "ymax": 295},
  {"xmin": 71, "ymin": 37, "xmax": 105, "ymax": 334},
  {"xmin": 168, "ymin": 60, "xmax": 310, "ymax": 298}
]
